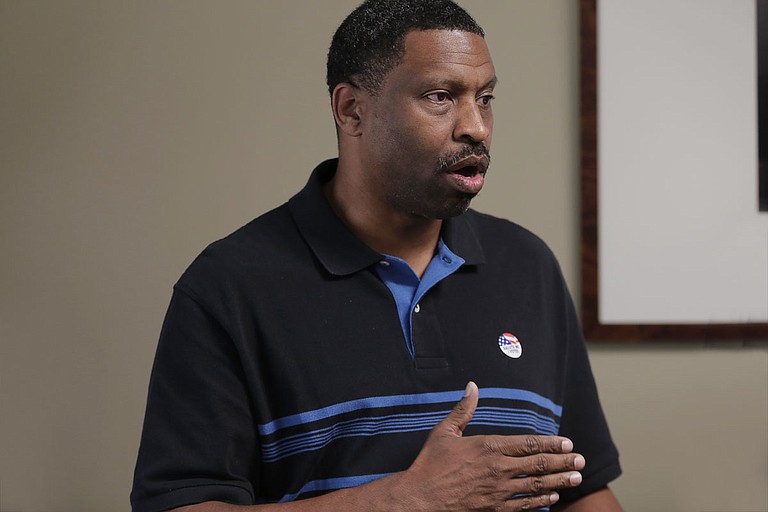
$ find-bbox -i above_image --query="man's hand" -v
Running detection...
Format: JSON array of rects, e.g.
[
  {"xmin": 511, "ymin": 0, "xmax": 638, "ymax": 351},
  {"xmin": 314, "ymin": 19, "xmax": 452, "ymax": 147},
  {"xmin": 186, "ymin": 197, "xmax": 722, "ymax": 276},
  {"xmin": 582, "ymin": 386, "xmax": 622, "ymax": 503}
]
[
  {"xmin": 174, "ymin": 382, "xmax": 586, "ymax": 512},
  {"xmin": 398, "ymin": 381, "xmax": 585, "ymax": 511}
]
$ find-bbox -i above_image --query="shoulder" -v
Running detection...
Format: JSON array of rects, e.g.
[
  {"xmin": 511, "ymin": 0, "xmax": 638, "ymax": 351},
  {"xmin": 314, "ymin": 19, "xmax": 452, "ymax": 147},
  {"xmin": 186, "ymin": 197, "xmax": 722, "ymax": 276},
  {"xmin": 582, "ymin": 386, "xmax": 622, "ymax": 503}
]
[
  {"xmin": 174, "ymin": 203, "xmax": 305, "ymax": 303},
  {"xmin": 452, "ymin": 209, "xmax": 572, "ymax": 305},
  {"xmin": 462, "ymin": 209, "xmax": 559, "ymax": 266},
  {"xmin": 201, "ymin": 205, "xmax": 297, "ymax": 263}
]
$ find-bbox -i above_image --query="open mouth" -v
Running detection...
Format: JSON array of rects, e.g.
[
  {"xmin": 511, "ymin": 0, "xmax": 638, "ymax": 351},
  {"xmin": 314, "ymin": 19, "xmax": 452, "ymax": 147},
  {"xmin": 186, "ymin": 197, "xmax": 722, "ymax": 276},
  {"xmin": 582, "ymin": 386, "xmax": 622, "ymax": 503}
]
[
  {"xmin": 452, "ymin": 164, "xmax": 484, "ymax": 178},
  {"xmin": 447, "ymin": 161, "xmax": 487, "ymax": 194},
  {"xmin": 444, "ymin": 153, "xmax": 489, "ymax": 176}
]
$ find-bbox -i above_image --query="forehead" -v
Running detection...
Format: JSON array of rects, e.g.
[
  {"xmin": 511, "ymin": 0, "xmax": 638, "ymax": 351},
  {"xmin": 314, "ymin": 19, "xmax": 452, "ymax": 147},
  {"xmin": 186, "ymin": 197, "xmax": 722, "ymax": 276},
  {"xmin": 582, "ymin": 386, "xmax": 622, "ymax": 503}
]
[{"xmin": 392, "ymin": 29, "xmax": 495, "ymax": 87}]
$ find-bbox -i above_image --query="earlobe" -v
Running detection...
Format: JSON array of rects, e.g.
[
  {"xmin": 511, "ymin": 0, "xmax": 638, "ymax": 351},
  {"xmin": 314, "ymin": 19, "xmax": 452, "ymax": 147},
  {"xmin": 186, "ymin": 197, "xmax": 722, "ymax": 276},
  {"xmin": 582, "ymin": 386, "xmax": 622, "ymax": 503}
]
[{"xmin": 332, "ymin": 83, "xmax": 364, "ymax": 137}]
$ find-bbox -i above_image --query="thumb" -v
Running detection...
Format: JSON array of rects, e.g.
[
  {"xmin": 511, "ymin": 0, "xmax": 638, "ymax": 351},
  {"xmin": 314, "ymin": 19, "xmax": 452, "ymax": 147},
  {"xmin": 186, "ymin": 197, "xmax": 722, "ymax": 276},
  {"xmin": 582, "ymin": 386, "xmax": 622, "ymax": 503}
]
[{"xmin": 439, "ymin": 381, "xmax": 478, "ymax": 438}]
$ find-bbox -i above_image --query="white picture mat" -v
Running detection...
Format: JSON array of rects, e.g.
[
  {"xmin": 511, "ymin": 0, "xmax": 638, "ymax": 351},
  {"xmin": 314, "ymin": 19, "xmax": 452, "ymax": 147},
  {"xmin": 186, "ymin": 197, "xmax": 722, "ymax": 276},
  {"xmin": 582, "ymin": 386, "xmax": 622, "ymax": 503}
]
[{"xmin": 597, "ymin": 0, "xmax": 767, "ymax": 324}]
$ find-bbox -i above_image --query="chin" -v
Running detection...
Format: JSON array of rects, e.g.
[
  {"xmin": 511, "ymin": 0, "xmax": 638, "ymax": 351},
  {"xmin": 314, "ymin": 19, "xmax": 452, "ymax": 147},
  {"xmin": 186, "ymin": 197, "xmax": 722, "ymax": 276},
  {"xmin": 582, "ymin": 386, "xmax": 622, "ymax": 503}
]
[{"xmin": 426, "ymin": 195, "xmax": 475, "ymax": 219}]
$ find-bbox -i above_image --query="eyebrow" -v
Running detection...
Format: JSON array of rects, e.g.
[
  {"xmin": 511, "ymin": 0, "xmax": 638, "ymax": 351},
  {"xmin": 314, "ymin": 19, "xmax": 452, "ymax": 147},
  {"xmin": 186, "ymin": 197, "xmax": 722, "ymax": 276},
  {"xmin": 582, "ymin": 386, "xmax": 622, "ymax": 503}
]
[
  {"xmin": 482, "ymin": 76, "xmax": 499, "ymax": 90},
  {"xmin": 424, "ymin": 75, "xmax": 499, "ymax": 93}
]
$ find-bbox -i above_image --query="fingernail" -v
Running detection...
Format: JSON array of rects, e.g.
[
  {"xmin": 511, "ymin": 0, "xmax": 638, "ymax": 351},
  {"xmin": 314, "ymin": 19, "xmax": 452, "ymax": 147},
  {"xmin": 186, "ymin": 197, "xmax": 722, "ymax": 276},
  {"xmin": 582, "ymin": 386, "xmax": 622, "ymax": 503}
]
[
  {"xmin": 569, "ymin": 472, "xmax": 583, "ymax": 485},
  {"xmin": 549, "ymin": 492, "xmax": 559, "ymax": 503},
  {"xmin": 561, "ymin": 439, "xmax": 573, "ymax": 452},
  {"xmin": 464, "ymin": 381, "xmax": 474, "ymax": 397},
  {"xmin": 574, "ymin": 455, "xmax": 585, "ymax": 470}
]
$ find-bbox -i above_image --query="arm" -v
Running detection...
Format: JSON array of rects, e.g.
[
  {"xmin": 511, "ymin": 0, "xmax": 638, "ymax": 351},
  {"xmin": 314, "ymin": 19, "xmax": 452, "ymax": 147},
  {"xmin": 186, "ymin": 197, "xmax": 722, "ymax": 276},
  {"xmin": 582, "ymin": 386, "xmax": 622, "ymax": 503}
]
[
  {"xmin": 552, "ymin": 487, "xmax": 623, "ymax": 512},
  {"xmin": 172, "ymin": 382, "xmax": 585, "ymax": 512}
]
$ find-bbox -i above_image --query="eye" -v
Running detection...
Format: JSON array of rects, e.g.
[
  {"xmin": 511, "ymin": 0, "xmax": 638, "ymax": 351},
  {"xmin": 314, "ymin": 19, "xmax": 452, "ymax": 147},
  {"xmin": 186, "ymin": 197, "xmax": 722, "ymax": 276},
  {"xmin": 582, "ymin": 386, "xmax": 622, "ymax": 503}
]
[
  {"xmin": 478, "ymin": 94, "xmax": 495, "ymax": 106},
  {"xmin": 425, "ymin": 91, "xmax": 451, "ymax": 103}
]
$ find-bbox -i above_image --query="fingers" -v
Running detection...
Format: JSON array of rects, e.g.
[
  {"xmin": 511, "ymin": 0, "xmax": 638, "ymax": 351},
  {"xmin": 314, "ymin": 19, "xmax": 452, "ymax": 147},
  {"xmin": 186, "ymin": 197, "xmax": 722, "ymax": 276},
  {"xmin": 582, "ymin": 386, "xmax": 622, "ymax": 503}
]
[
  {"xmin": 516, "ymin": 468, "xmax": 583, "ymax": 494},
  {"xmin": 419, "ymin": 384, "xmax": 588, "ymax": 512},
  {"xmin": 515, "ymin": 451, "xmax": 585, "ymax": 476},
  {"xmin": 477, "ymin": 436, "xmax": 585, "ymax": 484},
  {"xmin": 484, "ymin": 445, "xmax": 585, "ymax": 480},
  {"xmin": 507, "ymin": 491, "xmax": 561, "ymax": 511},
  {"xmin": 502, "ymin": 471, "xmax": 581, "ymax": 511},
  {"xmin": 487, "ymin": 434, "xmax": 575, "ymax": 457},
  {"xmin": 437, "ymin": 381, "xmax": 479, "ymax": 437},
  {"xmin": 494, "ymin": 468, "xmax": 582, "ymax": 511}
]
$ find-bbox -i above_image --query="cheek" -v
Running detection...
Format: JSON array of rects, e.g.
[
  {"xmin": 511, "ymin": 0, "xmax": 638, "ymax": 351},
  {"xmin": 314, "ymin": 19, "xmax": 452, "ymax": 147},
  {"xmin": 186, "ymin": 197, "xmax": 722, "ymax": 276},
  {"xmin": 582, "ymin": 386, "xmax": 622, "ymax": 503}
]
[
  {"xmin": 401, "ymin": 115, "xmax": 452, "ymax": 155},
  {"xmin": 373, "ymin": 100, "xmax": 455, "ymax": 159}
]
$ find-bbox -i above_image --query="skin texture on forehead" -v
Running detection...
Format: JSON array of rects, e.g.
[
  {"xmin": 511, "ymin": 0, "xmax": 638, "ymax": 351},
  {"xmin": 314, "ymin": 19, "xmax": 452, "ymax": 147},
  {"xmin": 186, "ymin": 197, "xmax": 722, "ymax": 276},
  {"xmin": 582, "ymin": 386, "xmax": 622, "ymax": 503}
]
[
  {"xmin": 382, "ymin": 29, "xmax": 497, "ymax": 110},
  {"xmin": 398, "ymin": 28, "xmax": 495, "ymax": 76},
  {"xmin": 325, "ymin": 0, "xmax": 485, "ymax": 96}
]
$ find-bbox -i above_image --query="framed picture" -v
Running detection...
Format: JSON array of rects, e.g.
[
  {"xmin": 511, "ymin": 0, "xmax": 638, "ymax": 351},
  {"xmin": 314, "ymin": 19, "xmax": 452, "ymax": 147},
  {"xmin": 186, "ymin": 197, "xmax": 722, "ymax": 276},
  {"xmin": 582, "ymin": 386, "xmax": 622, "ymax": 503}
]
[{"xmin": 580, "ymin": 0, "xmax": 768, "ymax": 340}]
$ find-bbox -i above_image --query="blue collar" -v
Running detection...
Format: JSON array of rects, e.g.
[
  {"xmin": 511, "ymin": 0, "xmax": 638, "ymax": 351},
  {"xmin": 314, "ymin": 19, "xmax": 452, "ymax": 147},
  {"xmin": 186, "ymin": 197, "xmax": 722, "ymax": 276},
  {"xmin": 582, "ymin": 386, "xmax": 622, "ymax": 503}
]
[{"xmin": 374, "ymin": 239, "xmax": 464, "ymax": 357}]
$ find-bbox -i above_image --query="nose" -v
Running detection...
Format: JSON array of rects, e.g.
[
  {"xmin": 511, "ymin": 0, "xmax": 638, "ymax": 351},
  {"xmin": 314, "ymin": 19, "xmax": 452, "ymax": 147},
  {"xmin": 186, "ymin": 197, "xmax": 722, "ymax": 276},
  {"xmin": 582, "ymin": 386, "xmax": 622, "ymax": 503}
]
[{"xmin": 453, "ymin": 100, "xmax": 492, "ymax": 143}]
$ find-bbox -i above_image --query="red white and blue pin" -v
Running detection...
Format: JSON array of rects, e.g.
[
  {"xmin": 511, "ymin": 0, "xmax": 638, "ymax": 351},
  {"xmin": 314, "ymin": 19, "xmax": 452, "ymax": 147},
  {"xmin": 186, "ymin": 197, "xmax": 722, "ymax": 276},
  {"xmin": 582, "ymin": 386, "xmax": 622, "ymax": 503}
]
[{"xmin": 498, "ymin": 332, "xmax": 522, "ymax": 359}]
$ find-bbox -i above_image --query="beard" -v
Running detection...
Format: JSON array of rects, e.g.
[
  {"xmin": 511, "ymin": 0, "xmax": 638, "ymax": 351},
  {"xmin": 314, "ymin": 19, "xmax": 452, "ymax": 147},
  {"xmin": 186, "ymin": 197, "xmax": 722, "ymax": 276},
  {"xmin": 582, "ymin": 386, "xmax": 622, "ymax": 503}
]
[{"xmin": 386, "ymin": 142, "xmax": 491, "ymax": 220}]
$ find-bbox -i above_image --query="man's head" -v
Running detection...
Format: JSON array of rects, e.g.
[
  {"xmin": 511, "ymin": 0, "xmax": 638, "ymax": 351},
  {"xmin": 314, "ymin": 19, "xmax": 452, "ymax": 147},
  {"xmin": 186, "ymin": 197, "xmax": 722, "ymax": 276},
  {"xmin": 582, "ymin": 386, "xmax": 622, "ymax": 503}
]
[
  {"xmin": 327, "ymin": 1, "xmax": 495, "ymax": 220},
  {"xmin": 327, "ymin": 0, "xmax": 484, "ymax": 97}
]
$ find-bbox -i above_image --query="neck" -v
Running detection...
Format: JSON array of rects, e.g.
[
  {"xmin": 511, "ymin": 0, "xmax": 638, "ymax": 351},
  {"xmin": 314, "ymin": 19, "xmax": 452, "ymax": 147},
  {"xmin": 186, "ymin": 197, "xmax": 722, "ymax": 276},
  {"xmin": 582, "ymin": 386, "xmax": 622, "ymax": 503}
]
[{"xmin": 324, "ymin": 159, "xmax": 442, "ymax": 277}]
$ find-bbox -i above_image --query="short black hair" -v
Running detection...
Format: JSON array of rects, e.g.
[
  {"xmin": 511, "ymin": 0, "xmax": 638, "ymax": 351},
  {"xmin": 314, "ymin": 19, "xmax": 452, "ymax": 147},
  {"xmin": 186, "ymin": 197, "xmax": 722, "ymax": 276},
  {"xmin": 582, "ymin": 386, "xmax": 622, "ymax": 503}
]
[{"xmin": 326, "ymin": 0, "xmax": 484, "ymax": 96}]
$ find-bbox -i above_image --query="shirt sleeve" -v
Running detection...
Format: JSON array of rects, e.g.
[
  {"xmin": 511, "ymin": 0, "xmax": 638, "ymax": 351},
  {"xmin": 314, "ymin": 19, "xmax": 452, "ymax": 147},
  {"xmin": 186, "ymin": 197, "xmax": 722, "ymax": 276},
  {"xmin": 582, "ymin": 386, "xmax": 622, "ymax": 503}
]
[
  {"xmin": 131, "ymin": 286, "xmax": 258, "ymax": 512},
  {"xmin": 555, "ymin": 279, "xmax": 622, "ymax": 503}
]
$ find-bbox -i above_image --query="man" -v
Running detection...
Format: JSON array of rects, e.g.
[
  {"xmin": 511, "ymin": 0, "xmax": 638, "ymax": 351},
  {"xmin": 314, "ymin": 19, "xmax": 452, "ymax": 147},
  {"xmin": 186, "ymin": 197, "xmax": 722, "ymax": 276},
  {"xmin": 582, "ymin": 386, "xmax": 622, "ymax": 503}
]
[{"xmin": 131, "ymin": 1, "xmax": 622, "ymax": 511}]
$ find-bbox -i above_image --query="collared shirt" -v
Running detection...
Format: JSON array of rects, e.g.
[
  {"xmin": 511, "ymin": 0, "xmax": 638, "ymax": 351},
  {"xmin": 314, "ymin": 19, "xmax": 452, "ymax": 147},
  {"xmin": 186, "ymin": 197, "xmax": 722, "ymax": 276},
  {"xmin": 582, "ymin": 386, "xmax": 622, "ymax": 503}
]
[
  {"xmin": 288, "ymin": 160, "xmax": 486, "ymax": 369},
  {"xmin": 132, "ymin": 159, "xmax": 620, "ymax": 512}
]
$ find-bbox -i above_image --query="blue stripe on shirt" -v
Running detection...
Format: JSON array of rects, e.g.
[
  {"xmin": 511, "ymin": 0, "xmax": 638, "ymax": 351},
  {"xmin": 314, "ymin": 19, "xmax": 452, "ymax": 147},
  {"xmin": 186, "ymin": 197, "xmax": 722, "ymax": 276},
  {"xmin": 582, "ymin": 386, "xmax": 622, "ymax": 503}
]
[
  {"xmin": 261, "ymin": 406, "xmax": 559, "ymax": 462},
  {"xmin": 277, "ymin": 473, "xmax": 393, "ymax": 502},
  {"xmin": 258, "ymin": 387, "xmax": 562, "ymax": 436}
]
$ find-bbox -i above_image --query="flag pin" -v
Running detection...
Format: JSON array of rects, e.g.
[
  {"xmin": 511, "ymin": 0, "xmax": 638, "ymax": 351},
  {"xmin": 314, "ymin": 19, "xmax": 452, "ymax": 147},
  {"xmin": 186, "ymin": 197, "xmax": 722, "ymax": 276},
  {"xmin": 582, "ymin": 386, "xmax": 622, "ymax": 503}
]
[{"xmin": 498, "ymin": 332, "xmax": 522, "ymax": 359}]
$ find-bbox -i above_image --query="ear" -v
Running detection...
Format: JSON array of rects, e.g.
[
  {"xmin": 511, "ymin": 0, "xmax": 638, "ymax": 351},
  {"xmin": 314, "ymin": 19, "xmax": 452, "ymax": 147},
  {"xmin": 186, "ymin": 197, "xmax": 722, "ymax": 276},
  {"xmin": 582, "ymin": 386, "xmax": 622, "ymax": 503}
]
[{"xmin": 331, "ymin": 83, "xmax": 366, "ymax": 137}]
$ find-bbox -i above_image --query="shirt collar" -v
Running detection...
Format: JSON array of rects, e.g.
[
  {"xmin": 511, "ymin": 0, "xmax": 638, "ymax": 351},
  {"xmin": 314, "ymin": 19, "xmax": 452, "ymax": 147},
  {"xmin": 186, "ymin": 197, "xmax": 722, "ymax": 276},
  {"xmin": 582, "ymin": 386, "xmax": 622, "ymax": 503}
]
[
  {"xmin": 441, "ymin": 204, "xmax": 486, "ymax": 266},
  {"xmin": 288, "ymin": 158, "xmax": 486, "ymax": 276}
]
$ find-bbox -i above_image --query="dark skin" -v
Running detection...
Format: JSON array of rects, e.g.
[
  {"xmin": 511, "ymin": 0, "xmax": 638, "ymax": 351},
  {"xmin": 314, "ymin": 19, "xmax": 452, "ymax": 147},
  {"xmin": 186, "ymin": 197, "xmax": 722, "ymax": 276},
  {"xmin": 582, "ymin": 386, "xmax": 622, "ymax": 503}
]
[
  {"xmin": 173, "ymin": 29, "xmax": 623, "ymax": 512},
  {"xmin": 328, "ymin": 29, "xmax": 495, "ymax": 276}
]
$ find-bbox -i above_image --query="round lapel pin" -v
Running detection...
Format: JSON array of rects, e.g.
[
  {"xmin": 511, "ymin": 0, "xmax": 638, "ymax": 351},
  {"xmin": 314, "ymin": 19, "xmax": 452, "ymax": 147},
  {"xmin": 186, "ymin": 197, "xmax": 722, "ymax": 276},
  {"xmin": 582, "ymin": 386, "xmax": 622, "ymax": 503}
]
[{"xmin": 498, "ymin": 332, "xmax": 522, "ymax": 359}]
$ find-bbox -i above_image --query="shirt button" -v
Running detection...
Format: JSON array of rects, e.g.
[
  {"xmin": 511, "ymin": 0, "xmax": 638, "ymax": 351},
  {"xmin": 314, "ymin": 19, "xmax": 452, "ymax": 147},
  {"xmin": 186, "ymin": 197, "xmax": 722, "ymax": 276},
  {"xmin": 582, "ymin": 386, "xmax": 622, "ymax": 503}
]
[
  {"xmin": 414, "ymin": 304, "xmax": 421, "ymax": 313},
  {"xmin": 442, "ymin": 256, "xmax": 452, "ymax": 264},
  {"xmin": 379, "ymin": 260, "xmax": 390, "ymax": 266}
]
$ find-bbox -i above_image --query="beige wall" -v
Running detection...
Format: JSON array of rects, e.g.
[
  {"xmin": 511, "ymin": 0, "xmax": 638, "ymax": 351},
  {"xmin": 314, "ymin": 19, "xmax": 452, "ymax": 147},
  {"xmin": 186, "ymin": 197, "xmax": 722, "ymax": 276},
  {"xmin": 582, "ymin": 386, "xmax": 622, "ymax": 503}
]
[{"xmin": 1, "ymin": 2, "xmax": 766, "ymax": 511}]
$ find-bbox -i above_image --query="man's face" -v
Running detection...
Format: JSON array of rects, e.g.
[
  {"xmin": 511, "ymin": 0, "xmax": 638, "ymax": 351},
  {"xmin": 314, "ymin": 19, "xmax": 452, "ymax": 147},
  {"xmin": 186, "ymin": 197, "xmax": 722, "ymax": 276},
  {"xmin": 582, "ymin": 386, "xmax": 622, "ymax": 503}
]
[{"xmin": 359, "ymin": 29, "xmax": 496, "ymax": 219}]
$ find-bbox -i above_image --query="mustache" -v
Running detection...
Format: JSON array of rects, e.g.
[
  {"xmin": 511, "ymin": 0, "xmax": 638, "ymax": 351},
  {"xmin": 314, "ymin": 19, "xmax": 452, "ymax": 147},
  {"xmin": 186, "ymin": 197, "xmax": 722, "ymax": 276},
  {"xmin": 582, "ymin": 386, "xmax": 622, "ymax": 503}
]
[{"xmin": 437, "ymin": 143, "xmax": 491, "ymax": 172}]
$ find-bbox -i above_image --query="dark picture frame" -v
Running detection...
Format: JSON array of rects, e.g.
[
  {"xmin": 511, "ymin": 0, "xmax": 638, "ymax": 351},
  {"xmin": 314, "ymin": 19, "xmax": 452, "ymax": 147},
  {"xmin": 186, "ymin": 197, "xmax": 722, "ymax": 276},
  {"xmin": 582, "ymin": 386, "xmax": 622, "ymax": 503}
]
[
  {"xmin": 759, "ymin": 0, "xmax": 768, "ymax": 211},
  {"xmin": 579, "ymin": 0, "xmax": 768, "ymax": 341}
]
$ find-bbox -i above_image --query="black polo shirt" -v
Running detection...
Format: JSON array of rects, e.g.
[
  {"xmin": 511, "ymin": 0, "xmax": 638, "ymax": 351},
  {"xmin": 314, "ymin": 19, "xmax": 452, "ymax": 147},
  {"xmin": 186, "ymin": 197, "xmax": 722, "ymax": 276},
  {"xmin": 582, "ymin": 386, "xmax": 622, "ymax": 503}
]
[{"xmin": 131, "ymin": 159, "xmax": 621, "ymax": 512}]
